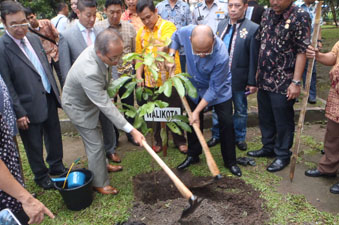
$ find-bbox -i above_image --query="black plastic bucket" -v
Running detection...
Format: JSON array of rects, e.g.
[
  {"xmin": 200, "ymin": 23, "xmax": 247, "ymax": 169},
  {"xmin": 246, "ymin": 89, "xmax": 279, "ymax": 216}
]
[{"xmin": 54, "ymin": 168, "xmax": 94, "ymax": 211}]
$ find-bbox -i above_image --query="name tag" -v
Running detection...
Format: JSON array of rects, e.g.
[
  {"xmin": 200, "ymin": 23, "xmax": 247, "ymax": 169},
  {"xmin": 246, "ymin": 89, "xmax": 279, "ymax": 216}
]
[
  {"xmin": 215, "ymin": 11, "xmax": 226, "ymax": 20},
  {"xmin": 144, "ymin": 107, "xmax": 181, "ymax": 122}
]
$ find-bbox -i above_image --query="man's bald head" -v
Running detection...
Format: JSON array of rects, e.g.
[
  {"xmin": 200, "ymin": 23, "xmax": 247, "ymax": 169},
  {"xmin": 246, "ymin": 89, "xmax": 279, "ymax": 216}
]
[{"xmin": 191, "ymin": 25, "xmax": 214, "ymax": 57}]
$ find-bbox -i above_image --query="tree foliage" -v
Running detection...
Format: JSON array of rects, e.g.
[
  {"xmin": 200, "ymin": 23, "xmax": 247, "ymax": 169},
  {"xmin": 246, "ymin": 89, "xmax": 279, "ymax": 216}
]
[{"xmin": 108, "ymin": 37, "xmax": 197, "ymax": 139}]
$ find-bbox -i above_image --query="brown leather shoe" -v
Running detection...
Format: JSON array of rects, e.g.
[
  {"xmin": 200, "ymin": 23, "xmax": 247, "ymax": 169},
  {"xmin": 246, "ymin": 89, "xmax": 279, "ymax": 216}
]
[
  {"xmin": 178, "ymin": 145, "xmax": 188, "ymax": 154},
  {"xmin": 107, "ymin": 164, "xmax": 123, "ymax": 172},
  {"xmin": 93, "ymin": 185, "xmax": 119, "ymax": 195},
  {"xmin": 107, "ymin": 153, "xmax": 121, "ymax": 163}
]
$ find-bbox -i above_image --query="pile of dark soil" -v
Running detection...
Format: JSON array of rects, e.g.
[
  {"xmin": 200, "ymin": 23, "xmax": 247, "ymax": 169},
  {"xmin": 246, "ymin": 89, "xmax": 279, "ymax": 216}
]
[{"xmin": 125, "ymin": 170, "xmax": 268, "ymax": 225}]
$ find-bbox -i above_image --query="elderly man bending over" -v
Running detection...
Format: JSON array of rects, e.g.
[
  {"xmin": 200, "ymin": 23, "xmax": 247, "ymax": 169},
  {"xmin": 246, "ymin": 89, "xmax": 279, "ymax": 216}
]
[{"xmin": 62, "ymin": 29, "xmax": 145, "ymax": 195}]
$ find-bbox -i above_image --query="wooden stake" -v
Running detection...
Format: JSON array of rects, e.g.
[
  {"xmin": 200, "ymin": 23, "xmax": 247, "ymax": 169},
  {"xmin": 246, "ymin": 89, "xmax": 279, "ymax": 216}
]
[{"xmin": 289, "ymin": 1, "xmax": 323, "ymax": 182}]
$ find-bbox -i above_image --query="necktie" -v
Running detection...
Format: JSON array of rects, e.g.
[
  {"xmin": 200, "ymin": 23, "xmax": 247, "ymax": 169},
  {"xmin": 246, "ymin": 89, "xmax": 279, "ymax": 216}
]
[
  {"xmin": 223, "ymin": 25, "xmax": 234, "ymax": 53},
  {"xmin": 20, "ymin": 39, "xmax": 51, "ymax": 93},
  {"xmin": 86, "ymin": 29, "xmax": 93, "ymax": 46}
]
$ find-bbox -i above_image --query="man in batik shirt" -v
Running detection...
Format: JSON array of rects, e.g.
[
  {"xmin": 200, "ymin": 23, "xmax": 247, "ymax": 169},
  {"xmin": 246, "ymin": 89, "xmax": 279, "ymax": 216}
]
[
  {"xmin": 156, "ymin": 0, "xmax": 192, "ymax": 72},
  {"xmin": 247, "ymin": 0, "xmax": 311, "ymax": 172}
]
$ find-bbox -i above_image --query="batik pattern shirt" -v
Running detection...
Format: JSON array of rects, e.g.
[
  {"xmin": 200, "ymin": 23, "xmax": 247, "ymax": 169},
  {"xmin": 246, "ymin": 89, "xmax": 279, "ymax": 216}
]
[
  {"xmin": 0, "ymin": 76, "xmax": 23, "ymax": 214},
  {"xmin": 256, "ymin": 4, "xmax": 311, "ymax": 94},
  {"xmin": 325, "ymin": 41, "xmax": 339, "ymax": 123},
  {"xmin": 156, "ymin": 0, "xmax": 192, "ymax": 55}
]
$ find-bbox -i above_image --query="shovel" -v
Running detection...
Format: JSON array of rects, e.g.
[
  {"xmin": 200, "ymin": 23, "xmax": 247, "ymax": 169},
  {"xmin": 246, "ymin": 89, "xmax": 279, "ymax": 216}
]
[
  {"xmin": 180, "ymin": 96, "xmax": 222, "ymax": 186},
  {"xmin": 141, "ymin": 140, "xmax": 202, "ymax": 218}
]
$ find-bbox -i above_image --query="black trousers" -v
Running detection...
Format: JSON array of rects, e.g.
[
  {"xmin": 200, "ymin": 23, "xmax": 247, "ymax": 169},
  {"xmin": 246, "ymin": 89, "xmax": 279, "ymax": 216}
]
[
  {"xmin": 19, "ymin": 92, "xmax": 64, "ymax": 182},
  {"xmin": 186, "ymin": 97, "xmax": 236, "ymax": 167},
  {"xmin": 257, "ymin": 89, "xmax": 295, "ymax": 160}
]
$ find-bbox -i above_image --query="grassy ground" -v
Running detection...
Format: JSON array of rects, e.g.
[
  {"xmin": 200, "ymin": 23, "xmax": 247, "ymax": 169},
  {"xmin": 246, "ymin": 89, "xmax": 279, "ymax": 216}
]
[
  {"xmin": 19, "ymin": 26, "xmax": 339, "ymax": 224},
  {"xmin": 19, "ymin": 133, "xmax": 339, "ymax": 225}
]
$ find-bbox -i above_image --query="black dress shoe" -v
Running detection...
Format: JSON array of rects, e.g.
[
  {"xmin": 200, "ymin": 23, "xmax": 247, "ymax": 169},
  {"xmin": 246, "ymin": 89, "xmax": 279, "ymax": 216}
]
[
  {"xmin": 321, "ymin": 149, "xmax": 325, "ymax": 154},
  {"xmin": 308, "ymin": 98, "xmax": 316, "ymax": 104},
  {"xmin": 49, "ymin": 167, "xmax": 68, "ymax": 176},
  {"xmin": 236, "ymin": 141, "xmax": 247, "ymax": 151},
  {"xmin": 305, "ymin": 169, "xmax": 336, "ymax": 177},
  {"xmin": 177, "ymin": 156, "xmax": 200, "ymax": 170},
  {"xmin": 207, "ymin": 138, "xmax": 219, "ymax": 147},
  {"xmin": 247, "ymin": 149, "xmax": 275, "ymax": 158},
  {"xmin": 330, "ymin": 183, "xmax": 339, "ymax": 194},
  {"xmin": 36, "ymin": 177, "xmax": 55, "ymax": 190},
  {"xmin": 228, "ymin": 165, "xmax": 242, "ymax": 177},
  {"xmin": 127, "ymin": 134, "xmax": 139, "ymax": 146},
  {"xmin": 267, "ymin": 158, "xmax": 290, "ymax": 172}
]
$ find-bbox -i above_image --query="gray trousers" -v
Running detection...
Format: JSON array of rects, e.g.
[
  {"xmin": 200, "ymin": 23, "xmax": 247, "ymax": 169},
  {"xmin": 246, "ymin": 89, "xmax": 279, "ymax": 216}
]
[{"xmin": 75, "ymin": 124, "xmax": 109, "ymax": 187}]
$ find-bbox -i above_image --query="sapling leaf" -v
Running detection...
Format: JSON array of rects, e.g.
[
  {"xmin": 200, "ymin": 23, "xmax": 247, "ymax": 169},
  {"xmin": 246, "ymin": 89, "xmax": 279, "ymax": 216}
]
[
  {"xmin": 167, "ymin": 122, "xmax": 182, "ymax": 135},
  {"xmin": 172, "ymin": 76, "xmax": 185, "ymax": 97}
]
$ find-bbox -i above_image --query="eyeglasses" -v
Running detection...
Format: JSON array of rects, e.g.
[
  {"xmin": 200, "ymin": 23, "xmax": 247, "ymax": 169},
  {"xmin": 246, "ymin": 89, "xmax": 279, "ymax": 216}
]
[
  {"xmin": 107, "ymin": 54, "xmax": 122, "ymax": 63},
  {"xmin": 8, "ymin": 23, "xmax": 29, "ymax": 29},
  {"xmin": 191, "ymin": 39, "xmax": 215, "ymax": 56}
]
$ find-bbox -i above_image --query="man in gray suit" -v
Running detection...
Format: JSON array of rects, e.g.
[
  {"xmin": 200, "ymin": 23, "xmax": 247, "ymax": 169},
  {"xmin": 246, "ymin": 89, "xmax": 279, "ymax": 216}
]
[
  {"xmin": 208, "ymin": 0, "xmax": 259, "ymax": 150},
  {"xmin": 59, "ymin": 0, "xmax": 122, "ymax": 167},
  {"xmin": 62, "ymin": 29, "xmax": 145, "ymax": 195},
  {"xmin": 0, "ymin": 1, "xmax": 65, "ymax": 190}
]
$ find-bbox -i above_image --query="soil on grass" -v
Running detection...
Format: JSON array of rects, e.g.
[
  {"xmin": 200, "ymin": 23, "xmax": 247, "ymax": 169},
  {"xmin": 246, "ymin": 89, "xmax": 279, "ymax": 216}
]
[{"xmin": 126, "ymin": 170, "xmax": 268, "ymax": 225}]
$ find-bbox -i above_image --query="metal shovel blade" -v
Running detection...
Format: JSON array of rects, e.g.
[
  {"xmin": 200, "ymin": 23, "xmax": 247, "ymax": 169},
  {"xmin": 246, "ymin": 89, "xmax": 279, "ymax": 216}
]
[{"xmin": 180, "ymin": 195, "xmax": 203, "ymax": 219}]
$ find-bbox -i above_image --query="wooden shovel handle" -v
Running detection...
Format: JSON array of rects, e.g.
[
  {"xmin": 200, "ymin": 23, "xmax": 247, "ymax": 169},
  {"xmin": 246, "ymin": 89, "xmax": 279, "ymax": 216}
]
[
  {"xmin": 181, "ymin": 96, "xmax": 220, "ymax": 177},
  {"xmin": 142, "ymin": 140, "xmax": 193, "ymax": 200}
]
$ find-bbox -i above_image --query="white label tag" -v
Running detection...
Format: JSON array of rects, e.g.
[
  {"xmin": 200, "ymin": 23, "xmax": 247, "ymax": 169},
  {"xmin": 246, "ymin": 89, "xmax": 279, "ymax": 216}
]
[{"xmin": 144, "ymin": 107, "xmax": 181, "ymax": 122}]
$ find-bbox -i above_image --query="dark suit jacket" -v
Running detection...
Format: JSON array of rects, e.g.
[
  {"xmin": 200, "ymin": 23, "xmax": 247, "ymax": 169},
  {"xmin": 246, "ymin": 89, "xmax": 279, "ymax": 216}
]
[
  {"xmin": 0, "ymin": 32, "xmax": 61, "ymax": 123},
  {"xmin": 217, "ymin": 18, "xmax": 260, "ymax": 91}
]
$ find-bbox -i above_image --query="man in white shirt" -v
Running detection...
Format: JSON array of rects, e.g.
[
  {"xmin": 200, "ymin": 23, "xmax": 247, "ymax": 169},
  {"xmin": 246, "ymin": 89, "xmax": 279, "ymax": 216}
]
[{"xmin": 51, "ymin": 2, "xmax": 69, "ymax": 33}]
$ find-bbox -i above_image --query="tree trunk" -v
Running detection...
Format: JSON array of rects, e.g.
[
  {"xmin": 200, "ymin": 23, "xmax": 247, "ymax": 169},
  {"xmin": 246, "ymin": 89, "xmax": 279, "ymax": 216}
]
[{"xmin": 329, "ymin": 0, "xmax": 338, "ymax": 26}]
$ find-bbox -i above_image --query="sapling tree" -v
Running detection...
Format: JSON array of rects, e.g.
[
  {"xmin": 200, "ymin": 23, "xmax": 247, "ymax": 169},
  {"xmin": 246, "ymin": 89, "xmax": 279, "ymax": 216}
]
[{"xmin": 107, "ymin": 37, "xmax": 197, "ymax": 144}]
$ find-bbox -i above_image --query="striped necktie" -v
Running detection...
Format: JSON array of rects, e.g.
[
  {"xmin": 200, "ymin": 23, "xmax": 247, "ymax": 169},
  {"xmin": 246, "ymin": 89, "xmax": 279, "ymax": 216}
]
[{"xmin": 20, "ymin": 39, "xmax": 51, "ymax": 93}]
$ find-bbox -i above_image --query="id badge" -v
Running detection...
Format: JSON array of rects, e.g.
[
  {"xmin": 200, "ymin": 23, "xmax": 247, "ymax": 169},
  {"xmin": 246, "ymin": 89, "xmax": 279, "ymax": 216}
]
[{"xmin": 215, "ymin": 11, "xmax": 225, "ymax": 20}]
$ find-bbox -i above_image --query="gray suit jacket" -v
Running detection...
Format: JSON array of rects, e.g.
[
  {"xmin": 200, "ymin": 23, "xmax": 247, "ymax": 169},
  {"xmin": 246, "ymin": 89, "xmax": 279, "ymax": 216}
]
[
  {"xmin": 0, "ymin": 33, "xmax": 61, "ymax": 123},
  {"xmin": 59, "ymin": 23, "xmax": 98, "ymax": 85},
  {"xmin": 61, "ymin": 46, "xmax": 129, "ymax": 130},
  {"xmin": 216, "ymin": 18, "xmax": 259, "ymax": 91}
]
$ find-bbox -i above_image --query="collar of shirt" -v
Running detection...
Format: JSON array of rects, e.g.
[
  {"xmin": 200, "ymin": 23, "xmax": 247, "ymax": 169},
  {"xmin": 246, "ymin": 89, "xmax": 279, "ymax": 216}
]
[
  {"xmin": 5, "ymin": 30, "xmax": 26, "ymax": 47},
  {"xmin": 77, "ymin": 20, "xmax": 93, "ymax": 33},
  {"xmin": 165, "ymin": 0, "xmax": 180, "ymax": 9},
  {"xmin": 227, "ymin": 16, "xmax": 245, "ymax": 25},
  {"xmin": 109, "ymin": 22, "xmax": 122, "ymax": 29},
  {"xmin": 269, "ymin": 3, "xmax": 294, "ymax": 23},
  {"xmin": 143, "ymin": 16, "xmax": 163, "ymax": 32},
  {"xmin": 202, "ymin": 0, "xmax": 218, "ymax": 10}
]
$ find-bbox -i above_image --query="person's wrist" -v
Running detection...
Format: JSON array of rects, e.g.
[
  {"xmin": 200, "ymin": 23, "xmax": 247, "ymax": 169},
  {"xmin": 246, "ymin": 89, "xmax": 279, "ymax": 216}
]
[{"xmin": 291, "ymin": 80, "xmax": 301, "ymax": 86}]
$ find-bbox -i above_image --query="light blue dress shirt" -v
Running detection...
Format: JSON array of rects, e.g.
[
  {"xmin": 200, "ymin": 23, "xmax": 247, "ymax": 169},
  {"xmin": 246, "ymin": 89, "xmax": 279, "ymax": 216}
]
[{"xmin": 170, "ymin": 25, "xmax": 232, "ymax": 106}]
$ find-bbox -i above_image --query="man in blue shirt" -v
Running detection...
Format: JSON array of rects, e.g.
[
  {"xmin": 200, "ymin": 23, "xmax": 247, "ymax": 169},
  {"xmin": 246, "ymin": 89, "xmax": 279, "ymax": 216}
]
[{"xmin": 168, "ymin": 24, "xmax": 242, "ymax": 177}]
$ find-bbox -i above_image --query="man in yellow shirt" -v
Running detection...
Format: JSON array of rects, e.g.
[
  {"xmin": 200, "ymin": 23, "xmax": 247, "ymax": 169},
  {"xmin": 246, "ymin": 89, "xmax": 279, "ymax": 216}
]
[{"xmin": 135, "ymin": 0, "xmax": 187, "ymax": 153}]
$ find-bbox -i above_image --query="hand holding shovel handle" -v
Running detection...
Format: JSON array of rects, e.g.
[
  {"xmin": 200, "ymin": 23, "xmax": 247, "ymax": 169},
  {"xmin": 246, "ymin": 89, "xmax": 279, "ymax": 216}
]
[
  {"xmin": 180, "ymin": 97, "xmax": 221, "ymax": 178},
  {"xmin": 141, "ymin": 140, "xmax": 201, "ymax": 217}
]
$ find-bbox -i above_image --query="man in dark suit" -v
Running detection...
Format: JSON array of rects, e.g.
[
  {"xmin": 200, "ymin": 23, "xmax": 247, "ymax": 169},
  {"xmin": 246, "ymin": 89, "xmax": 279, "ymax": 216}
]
[
  {"xmin": 59, "ymin": 0, "xmax": 124, "ymax": 168},
  {"xmin": 208, "ymin": 0, "xmax": 259, "ymax": 150},
  {"xmin": 0, "ymin": 1, "xmax": 66, "ymax": 190}
]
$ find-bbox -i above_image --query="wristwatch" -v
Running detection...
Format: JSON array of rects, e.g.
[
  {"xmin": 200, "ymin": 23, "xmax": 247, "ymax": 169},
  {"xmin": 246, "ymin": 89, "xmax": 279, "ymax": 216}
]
[
  {"xmin": 292, "ymin": 80, "xmax": 301, "ymax": 86},
  {"xmin": 169, "ymin": 52, "xmax": 175, "ymax": 57}
]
